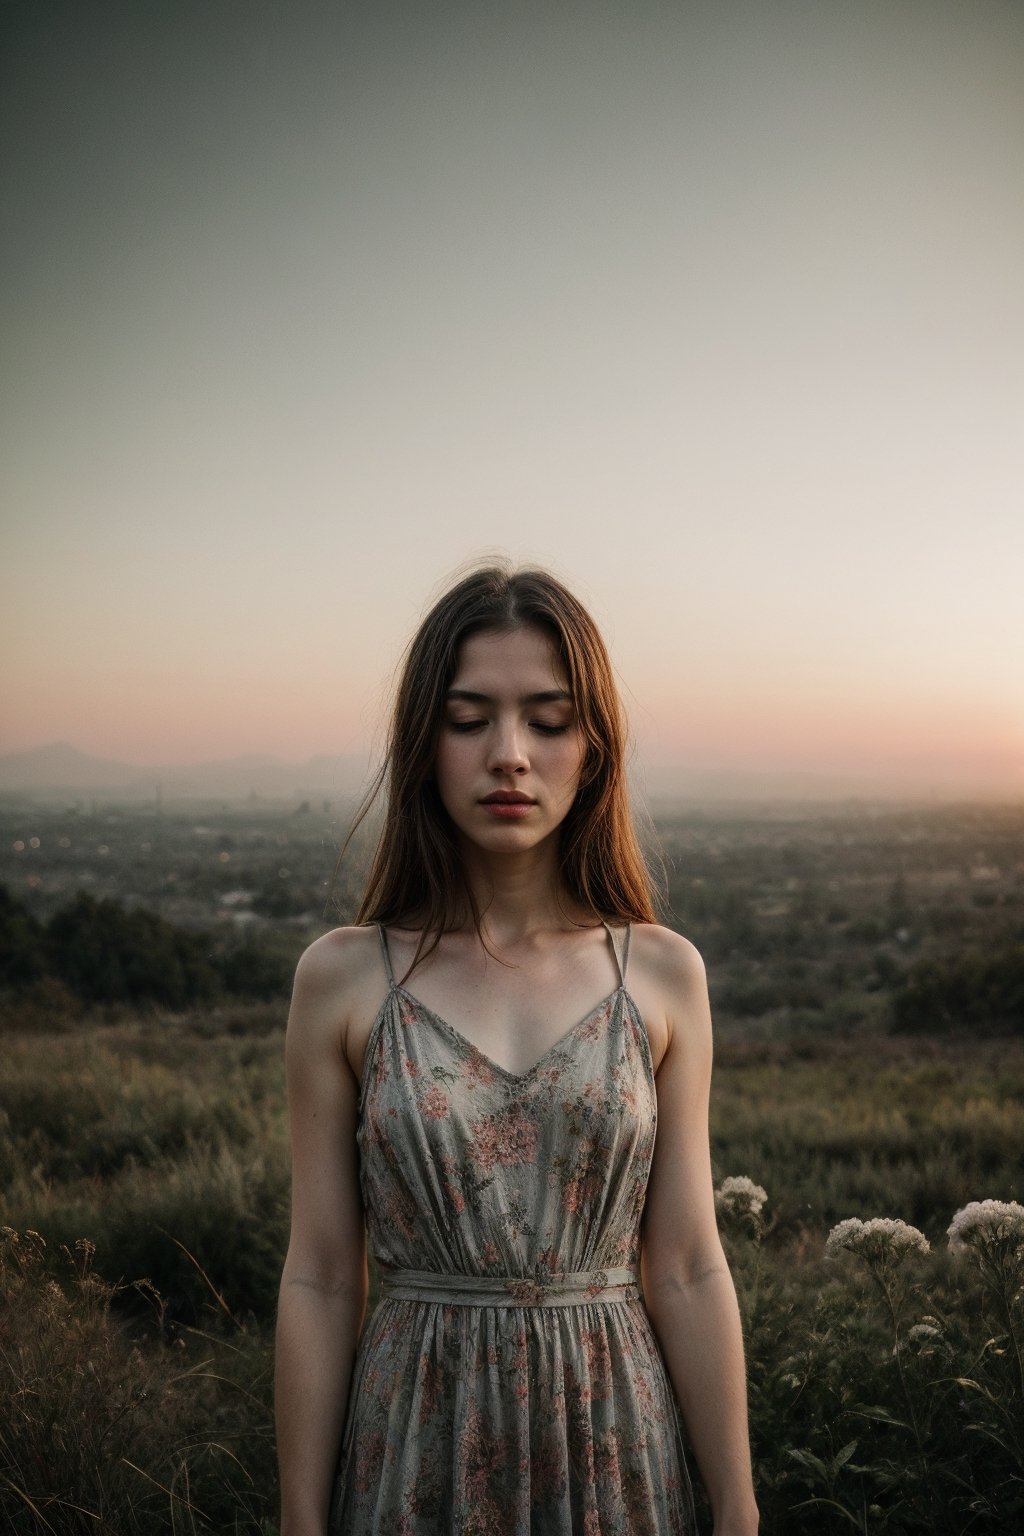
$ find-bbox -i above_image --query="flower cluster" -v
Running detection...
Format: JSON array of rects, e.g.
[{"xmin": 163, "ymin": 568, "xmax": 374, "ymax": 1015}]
[
  {"xmin": 946, "ymin": 1199, "xmax": 1024, "ymax": 1257},
  {"xmin": 469, "ymin": 1104, "xmax": 539, "ymax": 1172},
  {"xmin": 715, "ymin": 1176, "xmax": 768, "ymax": 1218},
  {"xmin": 824, "ymin": 1217, "xmax": 930, "ymax": 1261}
]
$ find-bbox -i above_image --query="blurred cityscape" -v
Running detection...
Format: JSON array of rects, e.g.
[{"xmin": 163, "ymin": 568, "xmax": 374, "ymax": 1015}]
[{"xmin": 2, "ymin": 795, "xmax": 1020, "ymax": 1042}]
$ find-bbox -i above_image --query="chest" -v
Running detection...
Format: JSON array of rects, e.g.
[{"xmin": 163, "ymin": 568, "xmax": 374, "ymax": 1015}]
[{"xmin": 394, "ymin": 948, "xmax": 623, "ymax": 1079}]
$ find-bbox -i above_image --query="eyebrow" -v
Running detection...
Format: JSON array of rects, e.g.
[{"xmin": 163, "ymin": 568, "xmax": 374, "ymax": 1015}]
[{"xmin": 446, "ymin": 689, "xmax": 573, "ymax": 705}]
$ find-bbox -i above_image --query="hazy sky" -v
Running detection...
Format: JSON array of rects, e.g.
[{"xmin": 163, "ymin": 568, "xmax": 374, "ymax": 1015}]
[{"xmin": 2, "ymin": 0, "xmax": 1022, "ymax": 797}]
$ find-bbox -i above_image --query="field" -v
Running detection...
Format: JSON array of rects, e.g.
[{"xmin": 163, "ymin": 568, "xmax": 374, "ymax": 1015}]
[{"xmin": 1, "ymin": 800, "xmax": 1022, "ymax": 1533}]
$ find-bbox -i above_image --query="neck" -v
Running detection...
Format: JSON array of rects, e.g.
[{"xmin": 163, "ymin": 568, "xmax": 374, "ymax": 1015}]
[{"xmin": 456, "ymin": 839, "xmax": 586, "ymax": 944}]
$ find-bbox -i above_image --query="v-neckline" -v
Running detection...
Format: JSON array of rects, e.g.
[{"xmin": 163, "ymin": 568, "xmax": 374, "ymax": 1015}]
[{"xmin": 394, "ymin": 983, "xmax": 628, "ymax": 1084}]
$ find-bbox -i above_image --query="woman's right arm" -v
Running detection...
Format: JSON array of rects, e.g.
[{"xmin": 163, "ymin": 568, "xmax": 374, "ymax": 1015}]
[{"xmin": 275, "ymin": 935, "xmax": 369, "ymax": 1536}]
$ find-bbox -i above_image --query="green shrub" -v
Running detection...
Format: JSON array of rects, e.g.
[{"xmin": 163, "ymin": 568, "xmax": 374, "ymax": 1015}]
[{"xmin": 892, "ymin": 947, "xmax": 1024, "ymax": 1036}]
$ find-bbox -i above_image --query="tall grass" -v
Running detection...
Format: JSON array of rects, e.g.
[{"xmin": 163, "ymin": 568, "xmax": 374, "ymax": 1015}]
[
  {"xmin": 0, "ymin": 1023, "xmax": 289, "ymax": 1323},
  {"xmin": 0, "ymin": 1229, "xmax": 277, "ymax": 1534}
]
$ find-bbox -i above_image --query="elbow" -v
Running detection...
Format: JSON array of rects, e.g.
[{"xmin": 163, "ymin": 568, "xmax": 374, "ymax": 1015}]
[
  {"xmin": 642, "ymin": 1240, "xmax": 732, "ymax": 1314},
  {"xmin": 279, "ymin": 1242, "xmax": 367, "ymax": 1304},
  {"xmin": 281, "ymin": 1269, "xmax": 367, "ymax": 1302}
]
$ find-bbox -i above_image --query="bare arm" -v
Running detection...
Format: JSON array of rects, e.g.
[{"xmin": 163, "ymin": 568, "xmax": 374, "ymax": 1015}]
[
  {"xmin": 640, "ymin": 932, "xmax": 759, "ymax": 1536},
  {"xmin": 275, "ymin": 937, "xmax": 369, "ymax": 1536}
]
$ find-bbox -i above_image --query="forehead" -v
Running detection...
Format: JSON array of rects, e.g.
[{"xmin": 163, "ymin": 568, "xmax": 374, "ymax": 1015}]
[{"xmin": 450, "ymin": 625, "xmax": 569, "ymax": 690}]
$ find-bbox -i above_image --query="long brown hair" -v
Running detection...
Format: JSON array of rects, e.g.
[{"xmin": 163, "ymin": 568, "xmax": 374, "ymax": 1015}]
[{"xmin": 341, "ymin": 563, "xmax": 659, "ymax": 963}]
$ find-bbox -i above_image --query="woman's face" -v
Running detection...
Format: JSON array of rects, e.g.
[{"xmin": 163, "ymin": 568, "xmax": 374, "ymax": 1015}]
[{"xmin": 433, "ymin": 624, "xmax": 586, "ymax": 858}]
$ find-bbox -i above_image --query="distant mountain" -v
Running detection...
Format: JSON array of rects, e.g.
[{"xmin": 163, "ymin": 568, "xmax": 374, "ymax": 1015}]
[
  {"xmin": 0, "ymin": 741, "xmax": 1010, "ymax": 809},
  {"xmin": 0, "ymin": 742, "xmax": 370, "ymax": 803},
  {"xmin": 636, "ymin": 762, "xmax": 921, "ymax": 807}
]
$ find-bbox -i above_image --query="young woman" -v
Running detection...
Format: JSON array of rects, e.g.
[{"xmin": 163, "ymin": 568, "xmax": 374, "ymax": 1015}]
[{"xmin": 275, "ymin": 566, "xmax": 759, "ymax": 1536}]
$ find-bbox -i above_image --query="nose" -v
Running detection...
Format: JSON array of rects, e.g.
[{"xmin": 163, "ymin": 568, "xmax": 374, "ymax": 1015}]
[{"xmin": 487, "ymin": 717, "xmax": 529, "ymax": 776}]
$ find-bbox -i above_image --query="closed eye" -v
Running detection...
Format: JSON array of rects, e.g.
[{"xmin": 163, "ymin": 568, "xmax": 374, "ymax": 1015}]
[
  {"xmin": 531, "ymin": 722, "xmax": 570, "ymax": 735},
  {"xmin": 447, "ymin": 720, "xmax": 487, "ymax": 733}
]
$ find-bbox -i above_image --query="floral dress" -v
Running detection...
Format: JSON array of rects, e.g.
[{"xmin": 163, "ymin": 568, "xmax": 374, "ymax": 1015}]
[{"xmin": 329, "ymin": 924, "xmax": 695, "ymax": 1535}]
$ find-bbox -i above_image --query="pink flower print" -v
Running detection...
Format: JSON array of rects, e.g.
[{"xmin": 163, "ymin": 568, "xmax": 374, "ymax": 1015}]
[
  {"xmin": 439, "ymin": 1153, "xmax": 465, "ymax": 1214},
  {"xmin": 634, "ymin": 1369, "xmax": 656, "ymax": 1416},
  {"xmin": 403, "ymin": 1056, "xmax": 419, "ymax": 1077},
  {"xmin": 583, "ymin": 1513, "xmax": 602, "ymax": 1536},
  {"xmin": 460, "ymin": 1400, "xmax": 507, "ymax": 1501},
  {"xmin": 579, "ymin": 1005, "xmax": 608, "ymax": 1042},
  {"xmin": 480, "ymin": 1239, "xmax": 501, "ymax": 1269},
  {"xmin": 469, "ymin": 1104, "xmax": 539, "ymax": 1172},
  {"xmin": 612, "ymin": 1228, "xmax": 638, "ymax": 1261},
  {"xmin": 463, "ymin": 1050, "xmax": 496, "ymax": 1089},
  {"xmin": 563, "ymin": 1176, "xmax": 585, "ymax": 1215},
  {"xmin": 445, "ymin": 1184, "xmax": 465, "ymax": 1215},
  {"xmin": 470, "ymin": 1119, "xmax": 501, "ymax": 1171},
  {"xmin": 419, "ymin": 1083, "xmax": 449, "ymax": 1120},
  {"xmin": 506, "ymin": 1279, "xmax": 548, "ymax": 1305},
  {"xmin": 593, "ymin": 1428, "xmax": 620, "ymax": 1482},
  {"xmin": 416, "ymin": 1354, "xmax": 444, "ymax": 1427},
  {"xmin": 581, "ymin": 1327, "xmax": 612, "ymax": 1398},
  {"xmin": 612, "ymin": 1066, "xmax": 638, "ymax": 1114},
  {"xmin": 463, "ymin": 1494, "xmax": 509, "ymax": 1536},
  {"xmin": 383, "ymin": 1187, "xmax": 417, "ymax": 1240},
  {"xmin": 354, "ymin": 1427, "xmax": 387, "ymax": 1493},
  {"xmin": 559, "ymin": 1135, "xmax": 606, "ymax": 1214}
]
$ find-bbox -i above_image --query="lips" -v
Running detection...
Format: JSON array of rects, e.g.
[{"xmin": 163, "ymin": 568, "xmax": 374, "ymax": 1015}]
[{"xmin": 480, "ymin": 791, "xmax": 536, "ymax": 805}]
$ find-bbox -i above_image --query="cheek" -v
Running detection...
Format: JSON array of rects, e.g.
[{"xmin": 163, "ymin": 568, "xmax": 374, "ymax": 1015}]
[
  {"xmin": 554, "ymin": 737, "xmax": 587, "ymax": 794},
  {"xmin": 432, "ymin": 734, "xmax": 471, "ymax": 796}
]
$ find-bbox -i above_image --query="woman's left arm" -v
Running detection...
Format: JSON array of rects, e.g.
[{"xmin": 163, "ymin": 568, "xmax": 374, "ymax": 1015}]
[{"xmin": 639, "ymin": 930, "xmax": 759, "ymax": 1536}]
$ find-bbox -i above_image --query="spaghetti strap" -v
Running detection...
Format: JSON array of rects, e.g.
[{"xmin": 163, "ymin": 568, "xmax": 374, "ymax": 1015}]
[
  {"xmin": 602, "ymin": 920, "xmax": 631, "ymax": 988},
  {"xmin": 376, "ymin": 923, "xmax": 396, "ymax": 989}
]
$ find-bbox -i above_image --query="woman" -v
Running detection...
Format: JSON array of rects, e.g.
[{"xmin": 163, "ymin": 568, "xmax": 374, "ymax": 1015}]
[{"xmin": 275, "ymin": 565, "xmax": 759, "ymax": 1536}]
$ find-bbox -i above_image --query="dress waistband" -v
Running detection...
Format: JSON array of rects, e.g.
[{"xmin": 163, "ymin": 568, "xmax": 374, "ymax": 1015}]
[{"xmin": 378, "ymin": 1265, "xmax": 640, "ymax": 1307}]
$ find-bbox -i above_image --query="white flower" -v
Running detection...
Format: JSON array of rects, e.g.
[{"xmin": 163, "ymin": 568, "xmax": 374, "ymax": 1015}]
[
  {"xmin": 824, "ymin": 1218, "xmax": 865, "ymax": 1258},
  {"xmin": 907, "ymin": 1322, "xmax": 941, "ymax": 1344},
  {"xmin": 715, "ymin": 1176, "xmax": 768, "ymax": 1217},
  {"xmin": 947, "ymin": 1199, "xmax": 1024, "ymax": 1256},
  {"xmin": 824, "ymin": 1217, "xmax": 930, "ymax": 1261}
]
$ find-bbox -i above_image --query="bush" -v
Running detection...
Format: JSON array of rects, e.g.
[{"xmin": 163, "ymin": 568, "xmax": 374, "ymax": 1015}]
[
  {"xmin": 0, "ymin": 884, "xmax": 47, "ymax": 985},
  {"xmin": 0, "ymin": 888, "xmax": 298, "ymax": 1012},
  {"xmin": 892, "ymin": 947, "xmax": 1024, "ymax": 1036},
  {"xmin": 48, "ymin": 894, "xmax": 220, "ymax": 1009}
]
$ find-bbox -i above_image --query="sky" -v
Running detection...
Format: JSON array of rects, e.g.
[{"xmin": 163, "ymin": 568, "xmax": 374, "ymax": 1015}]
[{"xmin": 2, "ymin": 0, "xmax": 1022, "ymax": 800}]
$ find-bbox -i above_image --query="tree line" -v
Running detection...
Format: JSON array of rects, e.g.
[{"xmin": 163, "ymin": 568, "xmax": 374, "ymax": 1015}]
[
  {"xmin": 1, "ymin": 881, "xmax": 1020, "ymax": 1031},
  {"xmin": 0, "ymin": 886, "xmax": 296, "ymax": 1010}
]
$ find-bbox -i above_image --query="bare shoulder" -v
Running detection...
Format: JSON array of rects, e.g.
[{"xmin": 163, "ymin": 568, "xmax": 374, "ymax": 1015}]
[
  {"xmin": 630, "ymin": 922, "xmax": 707, "ymax": 989},
  {"xmin": 291, "ymin": 923, "xmax": 383, "ymax": 1000},
  {"xmin": 288, "ymin": 925, "xmax": 389, "ymax": 1078},
  {"xmin": 626, "ymin": 923, "xmax": 711, "ymax": 1070}
]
